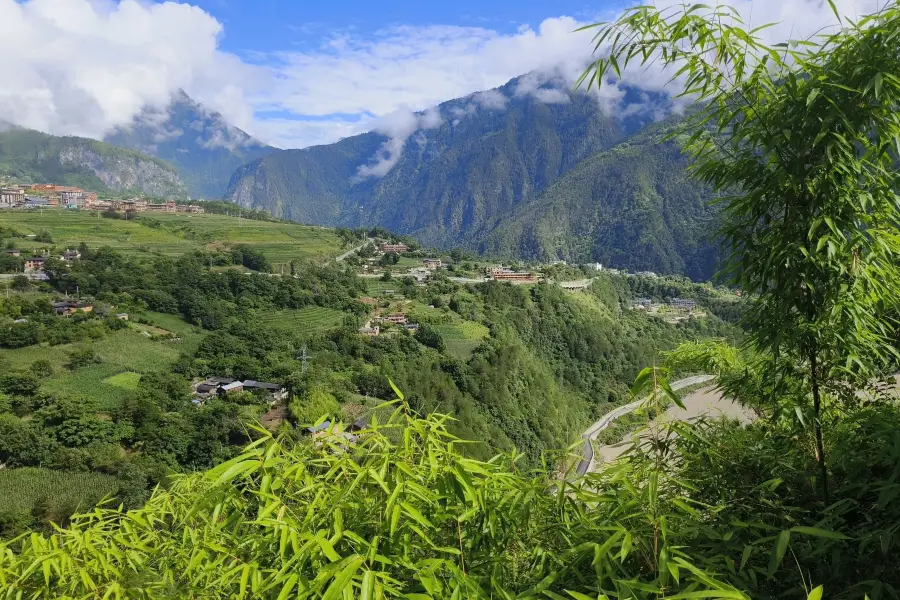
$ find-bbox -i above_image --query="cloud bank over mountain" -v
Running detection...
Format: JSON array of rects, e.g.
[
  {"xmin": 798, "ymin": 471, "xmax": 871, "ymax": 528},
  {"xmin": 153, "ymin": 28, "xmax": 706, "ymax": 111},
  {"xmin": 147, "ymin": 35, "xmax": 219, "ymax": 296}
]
[{"xmin": 0, "ymin": 0, "xmax": 885, "ymax": 150}]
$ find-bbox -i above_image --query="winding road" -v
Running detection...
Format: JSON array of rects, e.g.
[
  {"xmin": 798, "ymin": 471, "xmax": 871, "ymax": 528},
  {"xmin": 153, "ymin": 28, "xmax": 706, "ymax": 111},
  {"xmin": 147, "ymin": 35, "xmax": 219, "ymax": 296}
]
[{"xmin": 575, "ymin": 375, "xmax": 715, "ymax": 476}]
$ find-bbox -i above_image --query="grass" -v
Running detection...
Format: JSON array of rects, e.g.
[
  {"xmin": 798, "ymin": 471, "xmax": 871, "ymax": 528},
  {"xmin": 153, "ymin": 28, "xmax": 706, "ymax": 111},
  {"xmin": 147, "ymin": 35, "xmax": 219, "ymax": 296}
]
[
  {"xmin": 433, "ymin": 321, "xmax": 489, "ymax": 362},
  {"xmin": 102, "ymin": 371, "xmax": 141, "ymax": 390},
  {"xmin": 0, "ymin": 468, "xmax": 119, "ymax": 513},
  {"xmin": 445, "ymin": 339, "xmax": 484, "ymax": 362},
  {"xmin": 255, "ymin": 306, "xmax": 345, "ymax": 337},
  {"xmin": 0, "ymin": 328, "xmax": 191, "ymax": 409},
  {"xmin": 0, "ymin": 210, "xmax": 345, "ymax": 264},
  {"xmin": 433, "ymin": 321, "xmax": 490, "ymax": 340},
  {"xmin": 143, "ymin": 311, "xmax": 197, "ymax": 336},
  {"xmin": 363, "ymin": 280, "xmax": 403, "ymax": 296}
]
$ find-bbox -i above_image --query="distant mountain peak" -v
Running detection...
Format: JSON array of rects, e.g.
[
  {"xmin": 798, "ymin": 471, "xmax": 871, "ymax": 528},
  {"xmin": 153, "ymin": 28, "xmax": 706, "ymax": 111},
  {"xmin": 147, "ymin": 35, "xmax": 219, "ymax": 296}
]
[{"xmin": 104, "ymin": 91, "xmax": 274, "ymax": 199}]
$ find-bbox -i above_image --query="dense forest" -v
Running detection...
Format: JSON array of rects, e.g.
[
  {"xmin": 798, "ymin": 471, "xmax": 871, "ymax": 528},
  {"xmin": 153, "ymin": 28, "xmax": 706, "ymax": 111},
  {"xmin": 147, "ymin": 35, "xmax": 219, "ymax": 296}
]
[{"xmin": 0, "ymin": 239, "xmax": 736, "ymax": 536}]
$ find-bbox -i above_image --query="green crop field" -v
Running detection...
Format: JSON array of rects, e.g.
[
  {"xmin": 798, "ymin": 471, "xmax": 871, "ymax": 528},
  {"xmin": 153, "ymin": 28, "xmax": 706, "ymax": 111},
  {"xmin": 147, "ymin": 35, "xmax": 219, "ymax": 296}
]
[
  {"xmin": 0, "ymin": 210, "xmax": 346, "ymax": 264},
  {"xmin": 0, "ymin": 327, "xmax": 191, "ymax": 409},
  {"xmin": 0, "ymin": 468, "xmax": 119, "ymax": 513},
  {"xmin": 255, "ymin": 306, "xmax": 345, "ymax": 337},
  {"xmin": 362, "ymin": 279, "xmax": 403, "ymax": 296},
  {"xmin": 444, "ymin": 339, "xmax": 484, "ymax": 361},
  {"xmin": 102, "ymin": 371, "xmax": 141, "ymax": 390},
  {"xmin": 425, "ymin": 320, "xmax": 489, "ymax": 362}
]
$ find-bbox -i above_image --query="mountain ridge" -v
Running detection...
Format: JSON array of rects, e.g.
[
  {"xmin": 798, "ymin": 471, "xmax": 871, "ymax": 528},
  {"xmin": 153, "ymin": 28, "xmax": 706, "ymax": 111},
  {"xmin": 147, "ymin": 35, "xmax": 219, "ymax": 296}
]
[
  {"xmin": 0, "ymin": 126, "xmax": 185, "ymax": 197},
  {"xmin": 223, "ymin": 75, "xmax": 719, "ymax": 278},
  {"xmin": 105, "ymin": 90, "xmax": 276, "ymax": 199}
]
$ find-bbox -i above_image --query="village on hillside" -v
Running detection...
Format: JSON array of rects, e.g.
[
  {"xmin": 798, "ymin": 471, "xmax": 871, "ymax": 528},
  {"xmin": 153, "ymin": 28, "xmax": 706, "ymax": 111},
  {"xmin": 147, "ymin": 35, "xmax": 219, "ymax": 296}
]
[{"xmin": 0, "ymin": 183, "xmax": 204, "ymax": 214}]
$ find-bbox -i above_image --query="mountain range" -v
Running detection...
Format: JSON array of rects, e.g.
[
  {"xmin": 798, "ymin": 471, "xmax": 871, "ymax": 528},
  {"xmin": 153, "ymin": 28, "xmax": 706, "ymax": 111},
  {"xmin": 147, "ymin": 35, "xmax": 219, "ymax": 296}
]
[
  {"xmin": 223, "ymin": 76, "xmax": 720, "ymax": 279},
  {"xmin": 1, "ymin": 79, "xmax": 719, "ymax": 279}
]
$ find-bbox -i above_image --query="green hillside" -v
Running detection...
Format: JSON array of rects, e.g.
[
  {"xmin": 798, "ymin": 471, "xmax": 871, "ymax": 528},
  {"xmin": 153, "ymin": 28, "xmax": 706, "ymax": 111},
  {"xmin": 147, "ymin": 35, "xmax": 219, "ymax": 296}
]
[
  {"xmin": 0, "ymin": 211, "xmax": 345, "ymax": 264},
  {"xmin": 481, "ymin": 122, "xmax": 720, "ymax": 280},
  {"xmin": 224, "ymin": 81, "xmax": 719, "ymax": 278},
  {"xmin": 0, "ymin": 126, "xmax": 185, "ymax": 197}
]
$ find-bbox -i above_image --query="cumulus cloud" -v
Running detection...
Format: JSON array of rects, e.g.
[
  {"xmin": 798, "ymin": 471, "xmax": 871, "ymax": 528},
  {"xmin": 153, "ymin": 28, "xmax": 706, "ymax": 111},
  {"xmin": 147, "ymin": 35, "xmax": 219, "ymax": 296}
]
[
  {"xmin": 0, "ymin": 0, "xmax": 884, "ymax": 153},
  {"xmin": 471, "ymin": 89, "xmax": 508, "ymax": 110},
  {"xmin": 0, "ymin": 0, "xmax": 258, "ymax": 140},
  {"xmin": 356, "ymin": 106, "xmax": 442, "ymax": 179}
]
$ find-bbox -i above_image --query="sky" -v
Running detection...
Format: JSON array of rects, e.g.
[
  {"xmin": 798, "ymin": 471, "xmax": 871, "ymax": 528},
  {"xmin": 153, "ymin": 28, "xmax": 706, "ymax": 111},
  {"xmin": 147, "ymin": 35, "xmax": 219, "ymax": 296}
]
[{"xmin": 0, "ymin": 0, "xmax": 885, "ymax": 152}]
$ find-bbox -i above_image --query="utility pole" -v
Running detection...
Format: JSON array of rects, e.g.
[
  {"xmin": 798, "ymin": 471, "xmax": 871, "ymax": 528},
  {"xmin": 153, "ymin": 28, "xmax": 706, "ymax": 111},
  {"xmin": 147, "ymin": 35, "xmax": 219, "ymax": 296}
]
[{"xmin": 300, "ymin": 344, "xmax": 308, "ymax": 375}]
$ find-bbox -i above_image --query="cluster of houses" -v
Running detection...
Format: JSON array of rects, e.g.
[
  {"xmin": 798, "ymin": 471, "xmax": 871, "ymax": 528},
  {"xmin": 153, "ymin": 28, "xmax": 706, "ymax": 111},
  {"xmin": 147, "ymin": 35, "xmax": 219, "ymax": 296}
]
[
  {"xmin": 306, "ymin": 418, "xmax": 370, "ymax": 443},
  {"xmin": 192, "ymin": 377, "xmax": 288, "ymax": 406},
  {"xmin": 52, "ymin": 299, "xmax": 94, "ymax": 316},
  {"xmin": 632, "ymin": 297, "xmax": 698, "ymax": 313},
  {"xmin": 380, "ymin": 242, "xmax": 408, "ymax": 254},
  {"xmin": 358, "ymin": 312, "xmax": 420, "ymax": 337},
  {"xmin": 10, "ymin": 248, "xmax": 81, "ymax": 274},
  {"xmin": 0, "ymin": 183, "xmax": 204, "ymax": 213}
]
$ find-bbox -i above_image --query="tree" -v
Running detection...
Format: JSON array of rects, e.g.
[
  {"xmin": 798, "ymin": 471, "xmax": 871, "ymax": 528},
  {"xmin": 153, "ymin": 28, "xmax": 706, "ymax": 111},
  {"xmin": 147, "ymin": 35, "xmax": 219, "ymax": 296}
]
[
  {"xmin": 289, "ymin": 384, "xmax": 342, "ymax": 424},
  {"xmin": 379, "ymin": 252, "xmax": 399, "ymax": 267},
  {"xmin": 581, "ymin": 3, "xmax": 900, "ymax": 502},
  {"xmin": 0, "ymin": 372, "xmax": 40, "ymax": 396},
  {"xmin": 415, "ymin": 324, "xmax": 446, "ymax": 352},
  {"xmin": 11, "ymin": 275, "xmax": 30, "ymax": 291},
  {"xmin": 30, "ymin": 359, "xmax": 53, "ymax": 378},
  {"xmin": 67, "ymin": 346, "xmax": 101, "ymax": 370}
]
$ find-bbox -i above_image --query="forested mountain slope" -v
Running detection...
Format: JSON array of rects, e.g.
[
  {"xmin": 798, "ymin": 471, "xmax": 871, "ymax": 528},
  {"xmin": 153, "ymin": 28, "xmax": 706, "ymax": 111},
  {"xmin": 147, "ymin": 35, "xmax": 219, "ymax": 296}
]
[
  {"xmin": 481, "ymin": 123, "xmax": 719, "ymax": 280},
  {"xmin": 106, "ymin": 91, "xmax": 275, "ymax": 199},
  {"xmin": 0, "ymin": 124, "xmax": 185, "ymax": 197},
  {"xmin": 224, "ymin": 78, "xmax": 719, "ymax": 278}
]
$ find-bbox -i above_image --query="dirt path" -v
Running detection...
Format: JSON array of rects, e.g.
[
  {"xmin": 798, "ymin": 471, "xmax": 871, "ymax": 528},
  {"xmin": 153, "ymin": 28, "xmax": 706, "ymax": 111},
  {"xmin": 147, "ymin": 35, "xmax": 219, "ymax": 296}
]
[{"xmin": 593, "ymin": 386, "xmax": 754, "ymax": 465}]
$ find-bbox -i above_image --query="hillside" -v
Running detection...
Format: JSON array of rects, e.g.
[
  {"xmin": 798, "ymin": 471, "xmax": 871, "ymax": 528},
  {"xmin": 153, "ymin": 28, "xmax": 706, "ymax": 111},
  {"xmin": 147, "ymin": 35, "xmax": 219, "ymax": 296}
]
[
  {"xmin": 481, "ymin": 123, "xmax": 720, "ymax": 280},
  {"xmin": 105, "ymin": 91, "xmax": 275, "ymax": 199},
  {"xmin": 0, "ymin": 210, "xmax": 345, "ymax": 265},
  {"xmin": 224, "ymin": 78, "xmax": 719, "ymax": 278},
  {"xmin": 0, "ymin": 125, "xmax": 185, "ymax": 197}
]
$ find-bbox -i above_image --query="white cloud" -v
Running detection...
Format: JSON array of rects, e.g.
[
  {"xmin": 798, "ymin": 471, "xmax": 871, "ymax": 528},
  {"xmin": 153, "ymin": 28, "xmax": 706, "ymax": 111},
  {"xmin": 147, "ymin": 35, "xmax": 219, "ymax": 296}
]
[
  {"xmin": 0, "ymin": 0, "xmax": 257, "ymax": 139},
  {"xmin": 0, "ymin": 0, "xmax": 885, "ymax": 155},
  {"xmin": 356, "ymin": 106, "xmax": 442, "ymax": 179},
  {"xmin": 259, "ymin": 17, "xmax": 595, "ymax": 126},
  {"xmin": 471, "ymin": 89, "xmax": 508, "ymax": 110}
]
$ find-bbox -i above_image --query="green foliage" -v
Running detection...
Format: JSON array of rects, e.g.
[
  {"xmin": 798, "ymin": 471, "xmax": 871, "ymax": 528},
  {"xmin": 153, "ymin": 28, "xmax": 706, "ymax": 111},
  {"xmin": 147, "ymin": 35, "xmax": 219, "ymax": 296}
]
[
  {"xmin": 289, "ymin": 384, "xmax": 343, "ymax": 424},
  {"xmin": 6, "ymin": 382, "xmax": 900, "ymax": 598},
  {"xmin": 30, "ymin": 358, "xmax": 53, "ymax": 378},
  {"xmin": 581, "ymin": 0, "xmax": 900, "ymax": 502},
  {"xmin": 224, "ymin": 83, "xmax": 718, "ymax": 278},
  {"xmin": 0, "ymin": 126, "xmax": 185, "ymax": 197},
  {"xmin": 414, "ymin": 323, "xmax": 446, "ymax": 351},
  {"xmin": 66, "ymin": 345, "xmax": 101, "ymax": 370}
]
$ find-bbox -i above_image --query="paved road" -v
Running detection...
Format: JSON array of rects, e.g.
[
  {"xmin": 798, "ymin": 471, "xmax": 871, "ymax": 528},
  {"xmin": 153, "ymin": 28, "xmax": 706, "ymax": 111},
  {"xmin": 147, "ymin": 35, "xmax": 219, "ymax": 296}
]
[
  {"xmin": 575, "ymin": 374, "xmax": 714, "ymax": 476},
  {"xmin": 334, "ymin": 239, "xmax": 374, "ymax": 263}
]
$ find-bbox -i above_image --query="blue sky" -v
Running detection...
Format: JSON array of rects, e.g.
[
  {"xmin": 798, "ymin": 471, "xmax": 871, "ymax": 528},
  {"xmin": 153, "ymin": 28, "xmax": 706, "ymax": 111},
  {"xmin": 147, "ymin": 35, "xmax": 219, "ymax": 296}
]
[
  {"xmin": 1, "ymin": 0, "xmax": 854, "ymax": 155},
  {"xmin": 164, "ymin": 0, "xmax": 624, "ymax": 148},
  {"xmin": 189, "ymin": 0, "xmax": 609, "ymax": 55}
]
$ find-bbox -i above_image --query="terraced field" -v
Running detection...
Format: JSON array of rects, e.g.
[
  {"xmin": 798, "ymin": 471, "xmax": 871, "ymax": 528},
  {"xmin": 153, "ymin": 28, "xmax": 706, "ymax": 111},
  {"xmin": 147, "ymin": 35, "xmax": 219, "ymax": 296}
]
[
  {"xmin": 255, "ymin": 306, "xmax": 345, "ymax": 337},
  {"xmin": 0, "ymin": 327, "xmax": 193, "ymax": 409},
  {"xmin": 434, "ymin": 321, "xmax": 489, "ymax": 361},
  {"xmin": 0, "ymin": 468, "xmax": 119, "ymax": 513},
  {"xmin": 0, "ymin": 211, "xmax": 345, "ymax": 264}
]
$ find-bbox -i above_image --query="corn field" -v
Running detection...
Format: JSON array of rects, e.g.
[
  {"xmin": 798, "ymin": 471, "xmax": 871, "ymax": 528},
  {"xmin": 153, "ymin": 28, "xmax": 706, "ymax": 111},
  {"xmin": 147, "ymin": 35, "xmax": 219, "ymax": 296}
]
[{"xmin": 0, "ymin": 468, "xmax": 118, "ymax": 513}]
